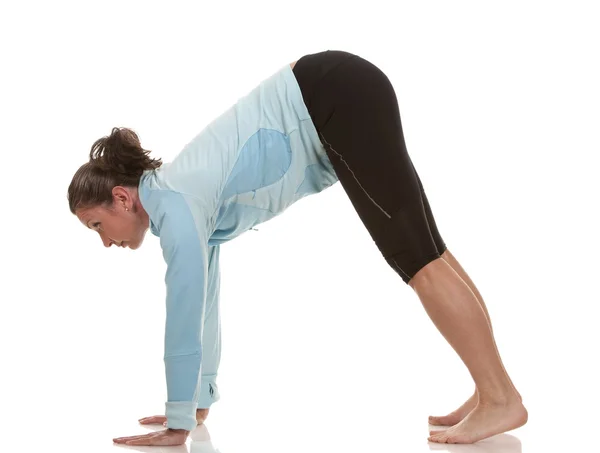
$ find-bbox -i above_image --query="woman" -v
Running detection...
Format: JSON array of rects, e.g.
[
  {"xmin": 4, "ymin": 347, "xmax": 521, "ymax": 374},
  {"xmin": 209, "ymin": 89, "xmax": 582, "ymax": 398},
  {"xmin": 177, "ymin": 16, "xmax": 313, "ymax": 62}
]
[{"xmin": 68, "ymin": 50, "xmax": 527, "ymax": 446}]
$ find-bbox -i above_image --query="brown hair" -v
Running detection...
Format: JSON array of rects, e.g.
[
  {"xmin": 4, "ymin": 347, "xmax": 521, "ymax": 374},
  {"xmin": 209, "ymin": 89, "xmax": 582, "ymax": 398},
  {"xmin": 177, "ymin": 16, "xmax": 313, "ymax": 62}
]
[{"xmin": 67, "ymin": 127, "xmax": 163, "ymax": 214}]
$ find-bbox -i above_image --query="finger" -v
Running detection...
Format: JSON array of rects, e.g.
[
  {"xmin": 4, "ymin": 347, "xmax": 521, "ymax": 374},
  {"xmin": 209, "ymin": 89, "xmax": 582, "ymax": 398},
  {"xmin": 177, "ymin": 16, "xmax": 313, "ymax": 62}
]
[
  {"xmin": 126, "ymin": 432, "xmax": 185, "ymax": 447},
  {"xmin": 124, "ymin": 432, "xmax": 168, "ymax": 446},
  {"xmin": 125, "ymin": 437, "xmax": 155, "ymax": 446},
  {"xmin": 138, "ymin": 415, "xmax": 165, "ymax": 421},
  {"xmin": 139, "ymin": 415, "xmax": 167, "ymax": 424},
  {"xmin": 113, "ymin": 433, "xmax": 154, "ymax": 443}
]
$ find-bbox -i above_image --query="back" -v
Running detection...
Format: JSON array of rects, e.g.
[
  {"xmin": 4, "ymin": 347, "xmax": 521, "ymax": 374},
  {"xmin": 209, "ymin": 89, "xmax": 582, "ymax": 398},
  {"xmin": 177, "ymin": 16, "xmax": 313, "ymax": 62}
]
[{"xmin": 139, "ymin": 63, "xmax": 338, "ymax": 243}]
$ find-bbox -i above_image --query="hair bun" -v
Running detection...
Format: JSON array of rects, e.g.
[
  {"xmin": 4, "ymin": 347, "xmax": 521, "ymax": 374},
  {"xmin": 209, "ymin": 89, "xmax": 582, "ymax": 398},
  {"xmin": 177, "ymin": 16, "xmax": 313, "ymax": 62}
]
[{"xmin": 89, "ymin": 127, "xmax": 159, "ymax": 176}]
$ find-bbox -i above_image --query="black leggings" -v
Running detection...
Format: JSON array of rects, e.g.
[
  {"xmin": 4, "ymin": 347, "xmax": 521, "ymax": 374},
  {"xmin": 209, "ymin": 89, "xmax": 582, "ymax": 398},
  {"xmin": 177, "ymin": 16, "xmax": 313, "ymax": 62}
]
[{"xmin": 292, "ymin": 50, "xmax": 447, "ymax": 284}]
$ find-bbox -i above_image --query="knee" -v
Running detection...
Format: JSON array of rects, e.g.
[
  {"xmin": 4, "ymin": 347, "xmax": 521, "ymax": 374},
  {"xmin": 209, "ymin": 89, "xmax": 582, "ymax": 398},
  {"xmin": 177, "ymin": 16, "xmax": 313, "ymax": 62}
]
[
  {"xmin": 440, "ymin": 247, "xmax": 450, "ymax": 262},
  {"xmin": 407, "ymin": 255, "xmax": 444, "ymax": 290},
  {"xmin": 385, "ymin": 251, "xmax": 442, "ymax": 288}
]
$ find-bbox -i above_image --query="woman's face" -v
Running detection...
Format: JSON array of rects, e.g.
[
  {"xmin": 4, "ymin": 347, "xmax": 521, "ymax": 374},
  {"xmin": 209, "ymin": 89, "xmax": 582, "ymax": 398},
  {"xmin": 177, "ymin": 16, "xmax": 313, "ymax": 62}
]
[{"xmin": 76, "ymin": 187, "xmax": 149, "ymax": 250}]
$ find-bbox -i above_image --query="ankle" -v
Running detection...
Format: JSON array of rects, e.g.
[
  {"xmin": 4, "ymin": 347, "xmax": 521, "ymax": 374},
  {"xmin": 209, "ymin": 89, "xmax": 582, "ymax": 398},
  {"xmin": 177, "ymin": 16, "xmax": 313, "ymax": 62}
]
[{"xmin": 478, "ymin": 389, "xmax": 521, "ymax": 406}]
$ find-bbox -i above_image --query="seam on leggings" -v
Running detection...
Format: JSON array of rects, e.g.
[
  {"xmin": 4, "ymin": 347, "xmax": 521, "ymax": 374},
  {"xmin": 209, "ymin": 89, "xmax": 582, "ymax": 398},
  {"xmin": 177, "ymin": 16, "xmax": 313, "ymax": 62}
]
[
  {"xmin": 391, "ymin": 257, "xmax": 411, "ymax": 280},
  {"xmin": 319, "ymin": 131, "xmax": 392, "ymax": 219}
]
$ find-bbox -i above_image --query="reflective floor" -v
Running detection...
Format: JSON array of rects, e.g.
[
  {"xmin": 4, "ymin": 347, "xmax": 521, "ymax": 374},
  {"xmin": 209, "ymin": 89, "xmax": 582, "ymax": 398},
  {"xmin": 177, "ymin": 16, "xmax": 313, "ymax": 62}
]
[
  {"xmin": 108, "ymin": 422, "xmax": 527, "ymax": 453},
  {"xmin": 79, "ymin": 384, "xmax": 576, "ymax": 453}
]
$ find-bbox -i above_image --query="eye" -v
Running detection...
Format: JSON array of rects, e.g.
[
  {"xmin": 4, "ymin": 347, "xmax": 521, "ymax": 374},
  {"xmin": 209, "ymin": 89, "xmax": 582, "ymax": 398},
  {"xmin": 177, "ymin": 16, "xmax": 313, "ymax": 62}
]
[{"xmin": 93, "ymin": 222, "xmax": 101, "ymax": 230}]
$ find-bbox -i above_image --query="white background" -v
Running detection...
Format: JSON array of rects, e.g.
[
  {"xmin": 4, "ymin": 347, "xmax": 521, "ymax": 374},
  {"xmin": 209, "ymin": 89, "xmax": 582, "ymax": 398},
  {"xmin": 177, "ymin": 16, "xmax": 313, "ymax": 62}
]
[{"xmin": 1, "ymin": 1, "xmax": 598, "ymax": 452}]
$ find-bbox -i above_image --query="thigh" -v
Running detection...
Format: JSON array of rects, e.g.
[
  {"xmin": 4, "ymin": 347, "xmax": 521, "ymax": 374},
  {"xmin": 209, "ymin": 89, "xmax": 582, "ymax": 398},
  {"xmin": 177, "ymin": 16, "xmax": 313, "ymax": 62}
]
[
  {"xmin": 410, "ymin": 160, "xmax": 447, "ymax": 256},
  {"xmin": 311, "ymin": 55, "xmax": 444, "ymax": 282}
]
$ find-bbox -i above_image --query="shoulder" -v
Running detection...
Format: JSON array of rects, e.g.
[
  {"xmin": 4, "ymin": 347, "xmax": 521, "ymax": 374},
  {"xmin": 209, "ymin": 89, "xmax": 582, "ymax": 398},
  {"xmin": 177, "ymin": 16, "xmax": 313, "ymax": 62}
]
[{"xmin": 142, "ymin": 187, "xmax": 213, "ymax": 240}]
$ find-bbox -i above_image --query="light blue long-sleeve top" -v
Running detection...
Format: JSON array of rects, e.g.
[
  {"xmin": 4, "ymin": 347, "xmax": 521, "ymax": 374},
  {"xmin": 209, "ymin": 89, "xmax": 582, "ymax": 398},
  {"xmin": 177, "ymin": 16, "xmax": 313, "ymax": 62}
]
[{"xmin": 137, "ymin": 63, "xmax": 339, "ymax": 431}]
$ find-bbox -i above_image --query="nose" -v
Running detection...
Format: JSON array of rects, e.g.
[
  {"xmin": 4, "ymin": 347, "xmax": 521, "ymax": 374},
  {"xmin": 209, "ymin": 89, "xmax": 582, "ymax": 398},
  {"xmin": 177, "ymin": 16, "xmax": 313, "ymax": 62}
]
[{"xmin": 100, "ymin": 232, "xmax": 115, "ymax": 248}]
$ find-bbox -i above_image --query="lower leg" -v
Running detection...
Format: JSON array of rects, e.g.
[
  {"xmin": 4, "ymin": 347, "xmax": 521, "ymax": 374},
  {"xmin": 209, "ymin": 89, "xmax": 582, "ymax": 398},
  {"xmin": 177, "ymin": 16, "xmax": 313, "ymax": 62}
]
[
  {"xmin": 442, "ymin": 249, "xmax": 521, "ymax": 393},
  {"xmin": 409, "ymin": 258, "xmax": 527, "ymax": 443},
  {"xmin": 441, "ymin": 249, "xmax": 493, "ymax": 333},
  {"xmin": 407, "ymin": 256, "xmax": 526, "ymax": 443},
  {"xmin": 428, "ymin": 249, "xmax": 521, "ymax": 425},
  {"xmin": 408, "ymin": 257, "xmax": 517, "ymax": 403}
]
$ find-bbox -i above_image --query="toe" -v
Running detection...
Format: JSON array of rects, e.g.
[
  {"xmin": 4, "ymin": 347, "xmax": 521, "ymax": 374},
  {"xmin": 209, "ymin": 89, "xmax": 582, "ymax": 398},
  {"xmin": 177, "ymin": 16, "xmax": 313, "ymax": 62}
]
[
  {"xmin": 429, "ymin": 415, "xmax": 457, "ymax": 426},
  {"xmin": 445, "ymin": 436, "xmax": 459, "ymax": 444}
]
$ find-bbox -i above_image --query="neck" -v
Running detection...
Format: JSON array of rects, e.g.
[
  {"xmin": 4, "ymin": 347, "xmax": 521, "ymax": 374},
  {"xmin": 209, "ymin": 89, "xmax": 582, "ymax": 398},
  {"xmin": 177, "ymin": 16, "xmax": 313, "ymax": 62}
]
[{"xmin": 130, "ymin": 187, "xmax": 150, "ymax": 230}]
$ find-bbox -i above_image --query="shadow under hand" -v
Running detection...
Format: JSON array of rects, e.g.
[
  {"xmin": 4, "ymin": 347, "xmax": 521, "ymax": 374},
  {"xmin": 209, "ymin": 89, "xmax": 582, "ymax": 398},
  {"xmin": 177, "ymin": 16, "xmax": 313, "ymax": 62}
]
[{"xmin": 428, "ymin": 433, "xmax": 522, "ymax": 453}]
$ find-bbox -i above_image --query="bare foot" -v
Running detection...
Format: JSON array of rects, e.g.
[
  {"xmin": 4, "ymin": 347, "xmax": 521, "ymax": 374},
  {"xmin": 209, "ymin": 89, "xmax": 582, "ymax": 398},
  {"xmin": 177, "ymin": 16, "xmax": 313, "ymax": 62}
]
[
  {"xmin": 429, "ymin": 392, "xmax": 478, "ymax": 426},
  {"xmin": 428, "ymin": 399, "xmax": 528, "ymax": 444},
  {"xmin": 429, "ymin": 390, "xmax": 522, "ymax": 426}
]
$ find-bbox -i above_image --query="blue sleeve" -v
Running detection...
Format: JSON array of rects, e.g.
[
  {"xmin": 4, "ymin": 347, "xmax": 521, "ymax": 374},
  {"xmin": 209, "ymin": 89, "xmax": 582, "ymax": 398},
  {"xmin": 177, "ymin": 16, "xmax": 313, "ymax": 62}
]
[{"xmin": 154, "ymin": 190, "xmax": 217, "ymax": 431}]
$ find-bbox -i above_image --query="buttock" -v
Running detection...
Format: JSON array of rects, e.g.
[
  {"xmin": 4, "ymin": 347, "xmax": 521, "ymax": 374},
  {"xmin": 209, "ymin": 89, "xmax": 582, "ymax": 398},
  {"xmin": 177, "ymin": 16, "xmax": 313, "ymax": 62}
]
[
  {"xmin": 292, "ymin": 50, "xmax": 359, "ymax": 127},
  {"xmin": 292, "ymin": 50, "xmax": 447, "ymax": 285}
]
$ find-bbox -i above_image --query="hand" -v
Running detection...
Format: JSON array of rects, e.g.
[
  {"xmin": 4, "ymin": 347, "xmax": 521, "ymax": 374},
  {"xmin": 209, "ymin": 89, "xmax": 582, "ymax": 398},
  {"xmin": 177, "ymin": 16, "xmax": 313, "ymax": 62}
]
[
  {"xmin": 139, "ymin": 408, "xmax": 210, "ymax": 427},
  {"xmin": 113, "ymin": 428, "xmax": 189, "ymax": 446}
]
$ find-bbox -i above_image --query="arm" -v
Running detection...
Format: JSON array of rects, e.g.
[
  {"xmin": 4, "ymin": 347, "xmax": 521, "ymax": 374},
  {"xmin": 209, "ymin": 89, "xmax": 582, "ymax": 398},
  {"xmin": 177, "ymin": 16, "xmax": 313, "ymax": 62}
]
[{"xmin": 155, "ymin": 190, "xmax": 216, "ymax": 431}]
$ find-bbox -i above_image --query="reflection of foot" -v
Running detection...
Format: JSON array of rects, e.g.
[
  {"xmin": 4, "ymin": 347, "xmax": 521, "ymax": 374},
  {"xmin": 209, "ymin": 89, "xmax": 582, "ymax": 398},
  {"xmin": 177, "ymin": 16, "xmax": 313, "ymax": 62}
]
[
  {"xmin": 427, "ymin": 433, "xmax": 523, "ymax": 453},
  {"xmin": 428, "ymin": 399, "xmax": 528, "ymax": 444},
  {"xmin": 196, "ymin": 408, "xmax": 210, "ymax": 425},
  {"xmin": 429, "ymin": 392, "xmax": 478, "ymax": 426}
]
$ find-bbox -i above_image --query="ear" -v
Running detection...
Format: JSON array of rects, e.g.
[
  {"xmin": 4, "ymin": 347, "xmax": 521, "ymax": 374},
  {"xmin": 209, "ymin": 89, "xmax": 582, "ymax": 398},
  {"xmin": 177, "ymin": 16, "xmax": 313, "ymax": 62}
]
[{"xmin": 111, "ymin": 186, "xmax": 132, "ymax": 210}]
